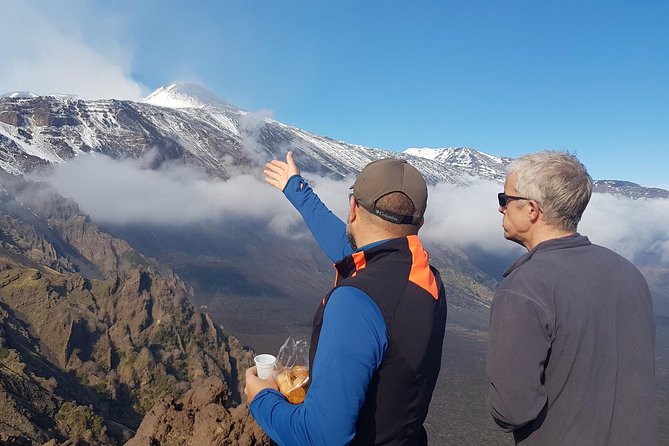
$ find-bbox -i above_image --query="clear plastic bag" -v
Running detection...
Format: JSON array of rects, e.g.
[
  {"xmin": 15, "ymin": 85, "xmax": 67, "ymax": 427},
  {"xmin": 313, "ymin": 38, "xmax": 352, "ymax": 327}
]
[{"xmin": 274, "ymin": 335, "xmax": 310, "ymax": 404}]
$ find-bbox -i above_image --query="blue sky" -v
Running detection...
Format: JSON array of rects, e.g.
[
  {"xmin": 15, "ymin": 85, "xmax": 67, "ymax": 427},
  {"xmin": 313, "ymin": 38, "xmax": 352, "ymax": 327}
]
[{"xmin": 1, "ymin": 0, "xmax": 668, "ymax": 187}]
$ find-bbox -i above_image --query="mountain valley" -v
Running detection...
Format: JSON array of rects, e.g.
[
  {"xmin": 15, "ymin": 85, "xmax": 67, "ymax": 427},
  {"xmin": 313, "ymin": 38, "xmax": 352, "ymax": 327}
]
[{"xmin": 0, "ymin": 83, "xmax": 667, "ymax": 444}]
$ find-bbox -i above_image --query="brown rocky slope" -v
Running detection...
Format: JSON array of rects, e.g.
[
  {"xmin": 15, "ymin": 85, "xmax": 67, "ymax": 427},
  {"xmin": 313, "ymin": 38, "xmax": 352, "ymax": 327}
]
[{"xmin": 0, "ymin": 175, "xmax": 269, "ymax": 445}]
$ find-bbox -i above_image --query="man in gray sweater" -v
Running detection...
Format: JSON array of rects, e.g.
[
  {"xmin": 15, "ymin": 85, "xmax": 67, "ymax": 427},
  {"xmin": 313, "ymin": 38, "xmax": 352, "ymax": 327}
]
[{"xmin": 486, "ymin": 151, "xmax": 656, "ymax": 445}]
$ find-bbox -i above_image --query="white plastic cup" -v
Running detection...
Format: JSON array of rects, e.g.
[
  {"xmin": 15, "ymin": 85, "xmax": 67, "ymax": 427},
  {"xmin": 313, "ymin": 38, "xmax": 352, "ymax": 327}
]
[{"xmin": 254, "ymin": 354, "xmax": 277, "ymax": 379}]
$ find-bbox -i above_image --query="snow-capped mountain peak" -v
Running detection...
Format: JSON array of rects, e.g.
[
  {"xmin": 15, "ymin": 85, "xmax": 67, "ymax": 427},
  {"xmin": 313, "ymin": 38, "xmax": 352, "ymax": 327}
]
[
  {"xmin": 405, "ymin": 147, "xmax": 512, "ymax": 181},
  {"xmin": 1, "ymin": 91, "xmax": 40, "ymax": 99},
  {"xmin": 405, "ymin": 147, "xmax": 506, "ymax": 164},
  {"xmin": 144, "ymin": 83, "xmax": 238, "ymax": 110}
]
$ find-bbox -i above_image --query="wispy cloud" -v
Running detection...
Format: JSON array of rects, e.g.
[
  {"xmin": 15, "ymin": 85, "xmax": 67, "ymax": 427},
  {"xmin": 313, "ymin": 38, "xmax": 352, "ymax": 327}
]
[
  {"xmin": 238, "ymin": 109, "xmax": 276, "ymax": 165},
  {"xmin": 0, "ymin": 1, "xmax": 143, "ymax": 99}
]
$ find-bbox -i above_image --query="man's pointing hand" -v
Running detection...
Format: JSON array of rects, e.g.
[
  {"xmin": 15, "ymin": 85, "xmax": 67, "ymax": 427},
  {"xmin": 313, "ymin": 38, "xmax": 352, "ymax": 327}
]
[{"xmin": 264, "ymin": 151, "xmax": 300, "ymax": 192}]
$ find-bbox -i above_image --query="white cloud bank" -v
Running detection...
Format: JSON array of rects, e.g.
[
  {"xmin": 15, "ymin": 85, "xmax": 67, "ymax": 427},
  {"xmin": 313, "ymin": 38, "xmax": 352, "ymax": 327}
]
[
  {"xmin": 579, "ymin": 194, "xmax": 669, "ymax": 265},
  {"xmin": 32, "ymin": 154, "xmax": 669, "ymax": 267},
  {"xmin": 0, "ymin": 1, "xmax": 143, "ymax": 99},
  {"xmin": 421, "ymin": 181, "xmax": 512, "ymax": 254},
  {"xmin": 421, "ymin": 181, "xmax": 669, "ymax": 266},
  {"xmin": 30, "ymin": 154, "xmax": 299, "ymax": 227}
]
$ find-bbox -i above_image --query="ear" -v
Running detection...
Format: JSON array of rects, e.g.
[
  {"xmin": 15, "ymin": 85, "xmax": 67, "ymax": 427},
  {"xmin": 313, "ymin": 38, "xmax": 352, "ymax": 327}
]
[
  {"xmin": 348, "ymin": 195, "xmax": 358, "ymax": 224},
  {"xmin": 527, "ymin": 200, "xmax": 542, "ymax": 223}
]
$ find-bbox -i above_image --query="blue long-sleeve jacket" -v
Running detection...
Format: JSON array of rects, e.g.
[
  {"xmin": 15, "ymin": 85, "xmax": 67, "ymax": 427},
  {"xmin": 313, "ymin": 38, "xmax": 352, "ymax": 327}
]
[{"xmin": 250, "ymin": 175, "xmax": 389, "ymax": 445}]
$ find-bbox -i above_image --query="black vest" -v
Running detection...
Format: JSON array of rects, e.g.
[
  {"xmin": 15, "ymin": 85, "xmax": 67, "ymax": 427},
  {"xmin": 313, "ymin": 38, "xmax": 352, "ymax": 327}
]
[{"xmin": 309, "ymin": 236, "xmax": 448, "ymax": 445}]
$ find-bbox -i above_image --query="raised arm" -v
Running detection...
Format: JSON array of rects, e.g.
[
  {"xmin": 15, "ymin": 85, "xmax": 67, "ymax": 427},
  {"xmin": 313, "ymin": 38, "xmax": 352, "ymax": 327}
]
[{"xmin": 264, "ymin": 151, "xmax": 353, "ymax": 262}]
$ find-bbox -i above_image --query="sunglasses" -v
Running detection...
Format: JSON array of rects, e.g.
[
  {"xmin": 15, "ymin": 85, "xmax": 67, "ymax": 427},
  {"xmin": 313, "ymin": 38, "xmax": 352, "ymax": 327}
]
[{"xmin": 498, "ymin": 192, "xmax": 529, "ymax": 207}]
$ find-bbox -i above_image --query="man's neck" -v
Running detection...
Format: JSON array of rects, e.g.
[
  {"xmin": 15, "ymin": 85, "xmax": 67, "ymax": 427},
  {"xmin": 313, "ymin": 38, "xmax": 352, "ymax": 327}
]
[
  {"xmin": 355, "ymin": 238, "xmax": 394, "ymax": 252},
  {"xmin": 355, "ymin": 231, "xmax": 415, "ymax": 251},
  {"xmin": 524, "ymin": 226, "xmax": 575, "ymax": 251}
]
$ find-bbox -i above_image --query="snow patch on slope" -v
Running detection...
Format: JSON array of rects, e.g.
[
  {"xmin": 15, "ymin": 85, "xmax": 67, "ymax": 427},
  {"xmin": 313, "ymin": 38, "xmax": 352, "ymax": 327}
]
[{"xmin": 0, "ymin": 122, "xmax": 64, "ymax": 163}]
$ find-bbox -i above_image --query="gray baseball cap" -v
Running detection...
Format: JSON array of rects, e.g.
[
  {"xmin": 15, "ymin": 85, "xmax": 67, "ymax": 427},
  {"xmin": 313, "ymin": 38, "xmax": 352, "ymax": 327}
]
[{"xmin": 351, "ymin": 158, "xmax": 427, "ymax": 225}]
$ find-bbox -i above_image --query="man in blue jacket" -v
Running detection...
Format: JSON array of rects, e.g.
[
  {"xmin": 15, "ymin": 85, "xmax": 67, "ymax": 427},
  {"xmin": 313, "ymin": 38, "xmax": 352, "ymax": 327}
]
[{"xmin": 244, "ymin": 152, "xmax": 448, "ymax": 445}]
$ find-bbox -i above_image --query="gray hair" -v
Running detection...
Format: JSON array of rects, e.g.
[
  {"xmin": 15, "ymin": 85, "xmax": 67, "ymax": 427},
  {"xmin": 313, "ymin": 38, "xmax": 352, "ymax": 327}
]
[{"xmin": 508, "ymin": 151, "xmax": 593, "ymax": 232}]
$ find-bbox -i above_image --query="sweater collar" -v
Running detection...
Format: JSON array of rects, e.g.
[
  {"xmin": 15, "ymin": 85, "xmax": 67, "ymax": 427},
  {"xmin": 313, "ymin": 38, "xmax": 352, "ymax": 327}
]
[{"xmin": 503, "ymin": 233, "xmax": 591, "ymax": 277}]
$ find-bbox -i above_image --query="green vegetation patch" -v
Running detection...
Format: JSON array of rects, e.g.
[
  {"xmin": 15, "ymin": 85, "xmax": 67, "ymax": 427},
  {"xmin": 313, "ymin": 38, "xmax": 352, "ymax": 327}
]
[
  {"xmin": 132, "ymin": 373, "xmax": 180, "ymax": 415},
  {"xmin": 55, "ymin": 401, "xmax": 111, "ymax": 444}
]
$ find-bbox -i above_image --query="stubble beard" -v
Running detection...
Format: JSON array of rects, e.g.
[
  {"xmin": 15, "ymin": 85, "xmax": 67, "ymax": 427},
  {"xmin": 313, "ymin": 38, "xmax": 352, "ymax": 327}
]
[{"xmin": 346, "ymin": 224, "xmax": 358, "ymax": 251}]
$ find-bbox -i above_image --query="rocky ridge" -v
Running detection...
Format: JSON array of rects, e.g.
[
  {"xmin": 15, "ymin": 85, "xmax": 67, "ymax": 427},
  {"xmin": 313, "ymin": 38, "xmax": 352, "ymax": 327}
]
[{"xmin": 0, "ymin": 175, "xmax": 268, "ymax": 445}]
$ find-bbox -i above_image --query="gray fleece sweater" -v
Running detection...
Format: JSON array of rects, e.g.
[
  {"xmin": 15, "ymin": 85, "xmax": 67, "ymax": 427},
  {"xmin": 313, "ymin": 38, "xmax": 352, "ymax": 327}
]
[{"xmin": 486, "ymin": 234, "xmax": 656, "ymax": 445}]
